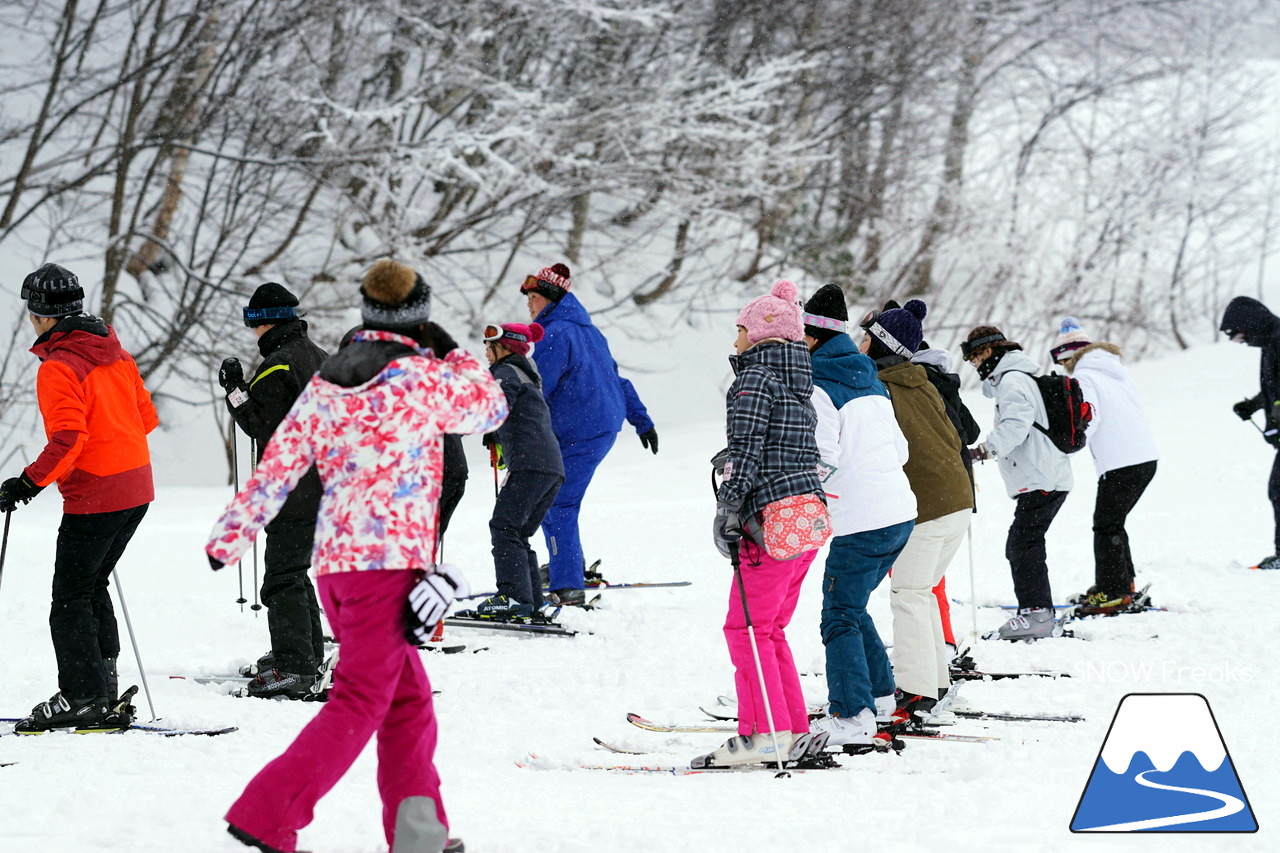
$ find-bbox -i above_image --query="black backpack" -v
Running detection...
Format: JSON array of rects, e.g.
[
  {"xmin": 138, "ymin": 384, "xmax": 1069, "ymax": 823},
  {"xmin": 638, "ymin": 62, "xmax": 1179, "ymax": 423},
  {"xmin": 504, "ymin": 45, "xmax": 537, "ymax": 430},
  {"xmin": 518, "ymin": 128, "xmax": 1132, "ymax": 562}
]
[{"xmin": 1024, "ymin": 371, "xmax": 1093, "ymax": 454}]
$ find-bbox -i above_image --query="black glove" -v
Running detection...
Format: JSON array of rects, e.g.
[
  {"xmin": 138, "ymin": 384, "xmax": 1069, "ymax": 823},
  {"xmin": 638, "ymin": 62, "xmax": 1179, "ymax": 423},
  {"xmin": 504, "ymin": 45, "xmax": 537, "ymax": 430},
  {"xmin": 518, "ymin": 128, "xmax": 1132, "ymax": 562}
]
[
  {"xmin": 218, "ymin": 358, "xmax": 244, "ymax": 391},
  {"xmin": 423, "ymin": 322, "xmax": 457, "ymax": 359},
  {"xmin": 0, "ymin": 474, "xmax": 43, "ymax": 512},
  {"xmin": 404, "ymin": 564, "xmax": 470, "ymax": 645},
  {"xmin": 639, "ymin": 428, "xmax": 659, "ymax": 455},
  {"xmin": 712, "ymin": 500, "xmax": 743, "ymax": 560},
  {"xmin": 1234, "ymin": 398, "xmax": 1260, "ymax": 421},
  {"xmin": 207, "ymin": 552, "xmax": 224, "ymax": 571}
]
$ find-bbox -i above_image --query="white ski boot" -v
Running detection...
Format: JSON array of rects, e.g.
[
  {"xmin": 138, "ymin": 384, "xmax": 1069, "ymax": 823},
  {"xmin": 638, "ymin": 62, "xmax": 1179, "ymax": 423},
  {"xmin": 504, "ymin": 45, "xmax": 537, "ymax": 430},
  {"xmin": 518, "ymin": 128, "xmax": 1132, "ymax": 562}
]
[
  {"xmin": 984, "ymin": 607, "xmax": 1062, "ymax": 641},
  {"xmin": 811, "ymin": 708, "xmax": 880, "ymax": 746},
  {"xmin": 690, "ymin": 731, "xmax": 793, "ymax": 768}
]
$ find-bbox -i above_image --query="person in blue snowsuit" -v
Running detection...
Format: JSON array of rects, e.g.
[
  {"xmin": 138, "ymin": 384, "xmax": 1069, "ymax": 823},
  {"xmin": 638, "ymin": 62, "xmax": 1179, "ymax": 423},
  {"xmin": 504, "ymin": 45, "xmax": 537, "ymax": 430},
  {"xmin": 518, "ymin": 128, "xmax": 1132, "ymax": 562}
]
[{"xmin": 520, "ymin": 263, "xmax": 658, "ymax": 605}]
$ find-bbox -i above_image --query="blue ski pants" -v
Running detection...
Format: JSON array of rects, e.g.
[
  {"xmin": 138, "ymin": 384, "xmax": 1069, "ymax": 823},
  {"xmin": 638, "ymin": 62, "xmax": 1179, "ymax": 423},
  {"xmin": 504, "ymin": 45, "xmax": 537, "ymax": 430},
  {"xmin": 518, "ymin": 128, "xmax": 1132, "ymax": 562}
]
[
  {"xmin": 541, "ymin": 431, "xmax": 616, "ymax": 591},
  {"xmin": 821, "ymin": 520, "xmax": 914, "ymax": 718}
]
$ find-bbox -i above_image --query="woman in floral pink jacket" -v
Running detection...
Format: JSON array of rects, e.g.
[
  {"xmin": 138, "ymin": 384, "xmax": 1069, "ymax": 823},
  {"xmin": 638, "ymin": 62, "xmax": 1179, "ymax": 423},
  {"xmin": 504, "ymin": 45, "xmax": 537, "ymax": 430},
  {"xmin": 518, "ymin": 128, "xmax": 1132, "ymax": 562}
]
[{"xmin": 208, "ymin": 261, "xmax": 507, "ymax": 853}]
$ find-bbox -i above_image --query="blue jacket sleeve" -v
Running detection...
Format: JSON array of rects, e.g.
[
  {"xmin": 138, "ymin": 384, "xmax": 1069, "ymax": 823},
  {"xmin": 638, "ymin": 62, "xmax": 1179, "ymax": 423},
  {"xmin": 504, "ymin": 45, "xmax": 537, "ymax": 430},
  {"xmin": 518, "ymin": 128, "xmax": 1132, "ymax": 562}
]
[{"xmin": 617, "ymin": 370, "xmax": 654, "ymax": 434}]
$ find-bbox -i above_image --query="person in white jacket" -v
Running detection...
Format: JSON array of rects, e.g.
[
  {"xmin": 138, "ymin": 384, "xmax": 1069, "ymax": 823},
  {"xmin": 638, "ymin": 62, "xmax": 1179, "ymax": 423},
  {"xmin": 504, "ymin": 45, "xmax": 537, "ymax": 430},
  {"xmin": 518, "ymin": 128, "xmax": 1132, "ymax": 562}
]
[
  {"xmin": 801, "ymin": 285, "xmax": 917, "ymax": 747},
  {"xmin": 963, "ymin": 325, "xmax": 1073, "ymax": 641},
  {"xmin": 1050, "ymin": 317, "xmax": 1158, "ymax": 613}
]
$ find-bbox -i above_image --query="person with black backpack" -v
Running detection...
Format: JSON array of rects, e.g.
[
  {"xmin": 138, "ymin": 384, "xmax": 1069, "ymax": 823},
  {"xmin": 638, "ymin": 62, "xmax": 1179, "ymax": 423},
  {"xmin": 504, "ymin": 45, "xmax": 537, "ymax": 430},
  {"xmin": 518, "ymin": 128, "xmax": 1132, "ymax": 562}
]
[{"xmin": 962, "ymin": 325, "xmax": 1073, "ymax": 641}]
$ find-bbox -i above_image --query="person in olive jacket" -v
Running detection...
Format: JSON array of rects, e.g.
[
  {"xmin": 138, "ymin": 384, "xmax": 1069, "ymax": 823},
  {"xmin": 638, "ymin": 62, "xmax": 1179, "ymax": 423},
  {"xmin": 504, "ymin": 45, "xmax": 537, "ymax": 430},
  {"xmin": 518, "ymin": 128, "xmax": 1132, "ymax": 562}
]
[
  {"xmin": 218, "ymin": 282, "xmax": 328, "ymax": 698},
  {"xmin": 860, "ymin": 300, "xmax": 973, "ymax": 724}
]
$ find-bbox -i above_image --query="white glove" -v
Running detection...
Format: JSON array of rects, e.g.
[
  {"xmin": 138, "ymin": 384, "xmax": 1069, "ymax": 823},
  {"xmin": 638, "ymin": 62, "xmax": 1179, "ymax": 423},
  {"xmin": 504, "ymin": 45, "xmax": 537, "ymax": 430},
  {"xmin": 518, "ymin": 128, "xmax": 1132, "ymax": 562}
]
[{"xmin": 404, "ymin": 563, "xmax": 470, "ymax": 645}]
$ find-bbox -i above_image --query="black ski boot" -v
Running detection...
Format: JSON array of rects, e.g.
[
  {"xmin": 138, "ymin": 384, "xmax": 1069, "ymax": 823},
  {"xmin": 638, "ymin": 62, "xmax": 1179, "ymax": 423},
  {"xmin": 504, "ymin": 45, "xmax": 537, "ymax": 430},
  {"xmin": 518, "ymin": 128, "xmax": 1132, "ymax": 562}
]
[
  {"xmin": 227, "ymin": 823, "xmax": 310, "ymax": 853},
  {"xmin": 550, "ymin": 588, "xmax": 586, "ymax": 607},
  {"xmin": 239, "ymin": 651, "xmax": 275, "ymax": 678},
  {"xmin": 15, "ymin": 692, "xmax": 114, "ymax": 734}
]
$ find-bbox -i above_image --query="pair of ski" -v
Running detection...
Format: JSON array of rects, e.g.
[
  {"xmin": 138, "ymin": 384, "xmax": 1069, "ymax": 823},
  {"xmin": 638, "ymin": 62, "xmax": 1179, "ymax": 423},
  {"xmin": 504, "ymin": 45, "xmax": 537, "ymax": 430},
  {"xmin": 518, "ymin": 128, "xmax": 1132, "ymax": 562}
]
[
  {"xmin": 1, "ymin": 688, "xmax": 237, "ymax": 738},
  {"xmin": 701, "ymin": 696, "xmax": 1083, "ymax": 726}
]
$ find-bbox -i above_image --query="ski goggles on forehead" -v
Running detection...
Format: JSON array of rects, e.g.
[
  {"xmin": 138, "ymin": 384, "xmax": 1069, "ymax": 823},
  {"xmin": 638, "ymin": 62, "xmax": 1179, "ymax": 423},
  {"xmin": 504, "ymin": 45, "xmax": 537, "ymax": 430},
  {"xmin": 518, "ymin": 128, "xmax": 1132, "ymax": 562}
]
[
  {"xmin": 243, "ymin": 306, "xmax": 297, "ymax": 327},
  {"xmin": 519, "ymin": 275, "xmax": 549, "ymax": 294},
  {"xmin": 803, "ymin": 313, "xmax": 846, "ymax": 332},
  {"xmin": 858, "ymin": 309, "xmax": 880, "ymax": 331},
  {"xmin": 483, "ymin": 324, "xmax": 528, "ymax": 344},
  {"xmin": 960, "ymin": 332, "xmax": 1006, "ymax": 361}
]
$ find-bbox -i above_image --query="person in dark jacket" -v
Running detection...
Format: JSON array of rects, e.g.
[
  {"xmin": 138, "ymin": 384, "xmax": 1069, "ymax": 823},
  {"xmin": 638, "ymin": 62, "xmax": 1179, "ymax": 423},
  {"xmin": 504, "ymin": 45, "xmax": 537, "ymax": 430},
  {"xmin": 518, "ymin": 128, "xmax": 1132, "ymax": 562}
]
[
  {"xmin": 218, "ymin": 283, "xmax": 329, "ymax": 698},
  {"xmin": 466, "ymin": 322, "xmax": 566, "ymax": 617},
  {"xmin": 1, "ymin": 263, "xmax": 158, "ymax": 733},
  {"xmin": 521, "ymin": 263, "xmax": 657, "ymax": 606},
  {"xmin": 1221, "ymin": 295, "xmax": 1280, "ymax": 570}
]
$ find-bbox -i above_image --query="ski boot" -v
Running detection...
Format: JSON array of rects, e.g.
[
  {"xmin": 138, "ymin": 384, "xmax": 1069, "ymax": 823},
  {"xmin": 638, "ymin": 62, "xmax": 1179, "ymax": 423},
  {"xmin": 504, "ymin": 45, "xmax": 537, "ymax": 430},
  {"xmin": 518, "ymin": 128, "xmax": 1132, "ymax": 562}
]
[
  {"xmin": 14, "ymin": 692, "xmax": 115, "ymax": 734},
  {"xmin": 245, "ymin": 668, "xmax": 320, "ymax": 700},
  {"xmin": 983, "ymin": 607, "xmax": 1062, "ymax": 641},
  {"xmin": 444, "ymin": 839, "xmax": 465, "ymax": 853},
  {"xmin": 1252, "ymin": 555, "xmax": 1280, "ymax": 571},
  {"xmin": 473, "ymin": 594, "xmax": 533, "ymax": 619},
  {"xmin": 811, "ymin": 708, "xmax": 900, "ymax": 755},
  {"xmin": 690, "ymin": 731, "xmax": 794, "ymax": 768},
  {"xmin": 1075, "ymin": 589, "xmax": 1133, "ymax": 616},
  {"xmin": 549, "ymin": 588, "xmax": 586, "ymax": 607},
  {"xmin": 227, "ymin": 822, "xmax": 311, "ymax": 853},
  {"xmin": 238, "ymin": 651, "xmax": 275, "ymax": 678}
]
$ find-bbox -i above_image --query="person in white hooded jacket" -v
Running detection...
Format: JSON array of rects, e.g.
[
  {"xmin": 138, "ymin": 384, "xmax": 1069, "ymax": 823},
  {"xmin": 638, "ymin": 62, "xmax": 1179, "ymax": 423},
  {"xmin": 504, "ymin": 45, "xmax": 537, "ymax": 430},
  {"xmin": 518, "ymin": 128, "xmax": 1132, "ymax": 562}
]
[
  {"xmin": 962, "ymin": 325, "xmax": 1072, "ymax": 641},
  {"xmin": 1050, "ymin": 318, "xmax": 1157, "ymax": 613},
  {"xmin": 800, "ymin": 285, "xmax": 916, "ymax": 747}
]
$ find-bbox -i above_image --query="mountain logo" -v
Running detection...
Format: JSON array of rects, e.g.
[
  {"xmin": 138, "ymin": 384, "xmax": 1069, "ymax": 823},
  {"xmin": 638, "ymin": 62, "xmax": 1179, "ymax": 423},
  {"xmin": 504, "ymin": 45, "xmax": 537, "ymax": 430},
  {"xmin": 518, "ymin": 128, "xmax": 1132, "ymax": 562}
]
[{"xmin": 1071, "ymin": 693, "xmax": 1258, "ymax": 832}]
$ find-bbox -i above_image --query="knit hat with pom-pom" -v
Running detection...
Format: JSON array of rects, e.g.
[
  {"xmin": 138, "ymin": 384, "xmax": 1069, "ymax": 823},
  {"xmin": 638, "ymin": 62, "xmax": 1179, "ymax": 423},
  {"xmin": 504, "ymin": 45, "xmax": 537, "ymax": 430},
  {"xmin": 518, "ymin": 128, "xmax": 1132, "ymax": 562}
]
[
  {"xmin": 489, "ymin": 322, "xmax": 544, "ymax": 357},
  {"xmin": 866, "ymin": 298, "xmax": 928, "ymax": 358},
  {"xmin": 803, "ymin": 283, "xmax": 848, "ymax": 345},
  {"xmin": 519, "ymin": 263, "xmax": 572, "ymax": 303},
  {"xmin": 361, "ymin": 260, "xmax": 431, "ymax": 330},
  {"xmin": 737, "ymin": 280, "xmax": 805, "ymax": 344},
  {"xmin": 1050, "ymin": 316, "xmax": 1092, "ymax": 363}
]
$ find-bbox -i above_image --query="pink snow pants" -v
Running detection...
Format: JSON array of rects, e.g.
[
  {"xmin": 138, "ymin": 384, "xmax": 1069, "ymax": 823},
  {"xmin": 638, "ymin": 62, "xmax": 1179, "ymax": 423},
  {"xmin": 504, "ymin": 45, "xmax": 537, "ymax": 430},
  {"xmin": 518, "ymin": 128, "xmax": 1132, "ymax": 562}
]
[
  {"xmin": 226, "ymin": 571, "xmax": 446, "ymax": 853},
  {"xmin": 724, "ymin": 540, "xmax": 817, "ymax": 736}
]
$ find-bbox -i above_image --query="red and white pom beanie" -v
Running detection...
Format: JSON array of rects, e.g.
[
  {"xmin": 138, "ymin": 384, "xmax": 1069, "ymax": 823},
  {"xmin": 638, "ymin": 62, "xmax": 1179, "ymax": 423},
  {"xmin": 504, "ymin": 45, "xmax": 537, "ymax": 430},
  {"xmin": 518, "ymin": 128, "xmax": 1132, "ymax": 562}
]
[
  {"xmin": 737, "ymin": 280, "xmax": 805, "ymax": 344},
  {"xmin": 496, "ymin": 322, "xmax": 544, "ymax": 356}
]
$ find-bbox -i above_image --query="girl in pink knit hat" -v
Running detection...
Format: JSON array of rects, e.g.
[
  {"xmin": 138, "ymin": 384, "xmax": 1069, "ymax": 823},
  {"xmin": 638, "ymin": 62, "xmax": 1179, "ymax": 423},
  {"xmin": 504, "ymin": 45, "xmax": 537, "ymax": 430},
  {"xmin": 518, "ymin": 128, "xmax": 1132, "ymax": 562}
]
[{"xmin": 700, "ymin": 280, "xmax": 830, "ymax": 768}]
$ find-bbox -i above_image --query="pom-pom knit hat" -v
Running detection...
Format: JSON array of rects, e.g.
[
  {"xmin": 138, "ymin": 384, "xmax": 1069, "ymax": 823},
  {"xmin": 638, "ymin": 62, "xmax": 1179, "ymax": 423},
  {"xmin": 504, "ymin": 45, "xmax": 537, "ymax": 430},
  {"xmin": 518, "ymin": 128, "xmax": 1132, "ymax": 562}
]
[
  {"xmin": 803, "ymin": 283, "xmax": 848, "ymax": 344},
  {"xmin": 485, "ymin": 322, "xmax": 544, "ymax": 356},
  {"xmin": 1050, "ymin": 317, "xmax": 1092, "ymax": 363},
  {"xmin": 737, "ymin": 280, "xmax": 804, "ymax": 344},
  {"xmin": 361, "ymin": 260, "xmax": 431, "ymax": 330},
  {"xmin": 519, "ymin": 263, "xmax": 572, "ymax": 303},
  {"xmin": 21, "ymin": 263, "xmax": 84, "ymax": 318},
  {"xmin": 867, "ymin": 299, "xmax": 927, "ymax": 357}
]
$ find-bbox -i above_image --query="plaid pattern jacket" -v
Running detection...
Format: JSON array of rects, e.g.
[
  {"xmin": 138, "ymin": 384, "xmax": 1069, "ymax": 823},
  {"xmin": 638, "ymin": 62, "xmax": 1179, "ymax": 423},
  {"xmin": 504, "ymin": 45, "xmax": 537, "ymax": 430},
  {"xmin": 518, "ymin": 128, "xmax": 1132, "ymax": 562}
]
[{"xmin": 718, "ymin": 340, "xmax": 823, "ymax": 519}]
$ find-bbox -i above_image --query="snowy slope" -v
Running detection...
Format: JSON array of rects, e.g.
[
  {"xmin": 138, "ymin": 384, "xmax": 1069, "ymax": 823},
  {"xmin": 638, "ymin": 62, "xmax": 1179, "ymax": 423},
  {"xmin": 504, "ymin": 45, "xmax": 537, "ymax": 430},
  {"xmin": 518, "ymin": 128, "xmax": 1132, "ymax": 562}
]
[{"xmin": 0, "ymin": 339, "xmax": 1277, "ymax": 853}]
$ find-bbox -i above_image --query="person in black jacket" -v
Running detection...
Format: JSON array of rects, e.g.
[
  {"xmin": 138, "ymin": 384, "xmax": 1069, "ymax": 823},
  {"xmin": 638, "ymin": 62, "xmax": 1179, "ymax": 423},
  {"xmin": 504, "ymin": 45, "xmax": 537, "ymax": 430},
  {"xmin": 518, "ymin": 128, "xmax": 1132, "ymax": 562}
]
[
  {"xmin": 468, "ymin": 322, "xmax": 565, "ymax": 617},
  {"xmin": 1221, "ymin": 295, "xmax": 1280, "ymax": 570},
  {"xmin": 218, "ymin": 283, "xmax": 329, "ymax": 697}
]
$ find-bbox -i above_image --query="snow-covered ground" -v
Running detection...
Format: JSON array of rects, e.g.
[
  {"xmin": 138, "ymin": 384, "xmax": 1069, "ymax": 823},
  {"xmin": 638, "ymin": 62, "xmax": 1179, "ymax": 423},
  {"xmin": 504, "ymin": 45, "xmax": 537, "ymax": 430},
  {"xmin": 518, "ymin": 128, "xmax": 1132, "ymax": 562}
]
[{"xmin": 0, "ymin": 339, "xmax": 1276, "ymax": 853}]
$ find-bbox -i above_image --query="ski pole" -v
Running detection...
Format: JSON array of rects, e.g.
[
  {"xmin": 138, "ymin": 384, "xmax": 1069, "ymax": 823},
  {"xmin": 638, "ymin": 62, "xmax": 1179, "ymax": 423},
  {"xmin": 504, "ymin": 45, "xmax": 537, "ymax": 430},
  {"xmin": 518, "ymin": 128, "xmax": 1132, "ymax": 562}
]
[
  {"xmin": 112, "ymin": 568, "xmax": 157, "ymax": 721},
  {"xmin": 250, "ymin": 437, "xmax": 262, "ymax": 615},
  {"xmin": 730, "ymin": 540, "xmax": 788, "ymax": 776},
  {"xmin": 0, "ymin": 511, "xmax": 11, "ymax": 595},
  {"xmin": 490, "ymin": 443, "xmax": 500, "ymax": 499},
  {"xmin": 231, "ymin": 423, "xmax": 246, "ymax": 612},
  {"xmin": 966, "ymin": 524, "xmax": 978, "ymax": 647}
]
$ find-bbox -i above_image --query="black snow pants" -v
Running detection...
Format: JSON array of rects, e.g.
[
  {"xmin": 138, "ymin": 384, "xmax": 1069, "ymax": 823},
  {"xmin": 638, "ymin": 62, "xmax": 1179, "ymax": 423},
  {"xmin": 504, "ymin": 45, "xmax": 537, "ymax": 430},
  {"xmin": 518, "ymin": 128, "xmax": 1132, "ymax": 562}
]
[
  {"xmin": 262, "ymin": 516, "xmax": 324, "ymax": 674},
  {"xmin": 1093, "ymin": 461, "xmax": 1157, "ymax": 593},
  {"xmin": 50, "ymin": 503, "xmax": 148, "ymax": 701},
  {"xmin": 1006, "ymin": 490, "xmax": 1068, "ymax": 610},
  {"xmin": 490, "ymin": 471, "xmax": 563, "ymax": 607},
  {"xmin": 1269, "ymin": 451, "xmax": 1280, "ymax": 555}
]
